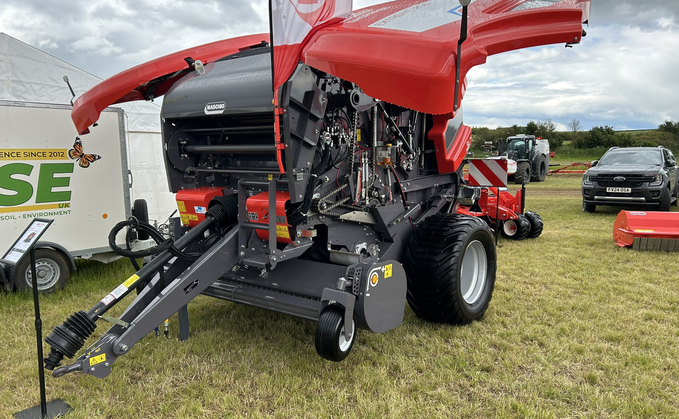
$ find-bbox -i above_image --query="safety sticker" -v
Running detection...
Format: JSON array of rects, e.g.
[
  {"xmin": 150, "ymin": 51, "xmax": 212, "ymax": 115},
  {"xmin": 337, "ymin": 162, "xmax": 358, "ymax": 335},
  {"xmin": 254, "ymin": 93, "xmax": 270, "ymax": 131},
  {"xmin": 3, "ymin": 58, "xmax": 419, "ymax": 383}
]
[
  {"xmin": 385, "ymin": 264, "xmax": 393, "ymax": 278},
  {"xmin": 111, "ymin": 284, "xmax": 128, "ymax": 299},
  {"xmin": 100, "ymin": 294, "xmax": 116, "ymax": 306},
  {"xmin": 276, "ymin": 225, "xmax": 290, "ymax": 239},
  {"xmin": 194, "ymin": 206, "xmax": 207, "ymax": 214},
  {"xmin": 180, "ymin": 213, "xmax": 199, "ymax": 225},
  {"xmin": 634, "ymin": 229, "xmax": 655, "ymax": 233},
  {"xmin": 123, "ymin": 274, "xmax": 139, "ymax": 289},
  {"xmin": 176, "ymin": 201, "xmax": 187, "ymax": 213},
  {"xmin": 89, "ymin": 353, "xmax": 106, "ymax": 366}
]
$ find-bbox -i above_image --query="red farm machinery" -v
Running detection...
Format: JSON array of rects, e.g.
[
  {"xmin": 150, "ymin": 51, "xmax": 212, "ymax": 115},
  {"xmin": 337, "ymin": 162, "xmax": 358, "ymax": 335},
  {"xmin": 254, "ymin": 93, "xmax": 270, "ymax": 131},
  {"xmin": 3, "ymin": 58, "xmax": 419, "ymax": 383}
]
[{"xmin": 43, "ymin": 0, "xmax": 591, "ymax": 378}]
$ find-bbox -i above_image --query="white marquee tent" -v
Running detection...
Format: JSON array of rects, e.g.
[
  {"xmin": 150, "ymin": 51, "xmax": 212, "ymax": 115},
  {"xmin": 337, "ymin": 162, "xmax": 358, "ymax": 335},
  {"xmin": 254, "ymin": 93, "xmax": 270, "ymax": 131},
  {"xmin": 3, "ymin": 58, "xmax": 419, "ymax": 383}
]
[{"xmin": 0, "ymin": 32, "xmax": 176, "ymax": 223}]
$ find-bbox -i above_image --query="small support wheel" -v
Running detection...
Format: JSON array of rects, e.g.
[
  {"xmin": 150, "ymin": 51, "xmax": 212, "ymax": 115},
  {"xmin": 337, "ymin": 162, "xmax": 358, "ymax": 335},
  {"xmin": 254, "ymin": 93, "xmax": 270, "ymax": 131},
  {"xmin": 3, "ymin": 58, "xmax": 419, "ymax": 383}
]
[
  {"xmin": 500, "ymin": 214, "xmax": 530, "ymax": 240},
  {"xmin": 315, "ymin": 304, "xmax": 356, "ymax": 362},
  {"xmin": 524, "ymin": 211, "xmax": 544, "ymax": 239}
]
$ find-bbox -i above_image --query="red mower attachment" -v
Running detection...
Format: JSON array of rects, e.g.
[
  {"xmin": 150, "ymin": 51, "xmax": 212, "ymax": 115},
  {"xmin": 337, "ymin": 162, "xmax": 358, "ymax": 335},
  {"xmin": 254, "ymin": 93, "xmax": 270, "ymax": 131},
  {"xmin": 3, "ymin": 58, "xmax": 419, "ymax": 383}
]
[{"xmin": 613, "ymin": 210, "xmax": 679, "ymax": 251}]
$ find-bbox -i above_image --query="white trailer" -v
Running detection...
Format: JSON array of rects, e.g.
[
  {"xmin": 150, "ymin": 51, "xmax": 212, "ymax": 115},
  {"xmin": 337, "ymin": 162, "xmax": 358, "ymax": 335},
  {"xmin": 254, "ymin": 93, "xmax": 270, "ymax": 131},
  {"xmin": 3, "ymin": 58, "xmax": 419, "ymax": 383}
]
[{"xmin": 0, "ymin": 101, "xmax": 140, "ymax": 292}]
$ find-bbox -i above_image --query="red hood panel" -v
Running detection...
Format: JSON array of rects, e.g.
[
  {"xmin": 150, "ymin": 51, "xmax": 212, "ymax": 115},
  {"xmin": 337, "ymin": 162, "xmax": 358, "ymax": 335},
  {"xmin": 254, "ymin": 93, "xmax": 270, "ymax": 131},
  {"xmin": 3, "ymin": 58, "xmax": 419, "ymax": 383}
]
[
  {"xmin": 71, "ymin": 34, "xmax": 269, "ymax": 134},
  {"xmin": 302, "ymin": 0, "xmax": 590, "ymax": 115}
]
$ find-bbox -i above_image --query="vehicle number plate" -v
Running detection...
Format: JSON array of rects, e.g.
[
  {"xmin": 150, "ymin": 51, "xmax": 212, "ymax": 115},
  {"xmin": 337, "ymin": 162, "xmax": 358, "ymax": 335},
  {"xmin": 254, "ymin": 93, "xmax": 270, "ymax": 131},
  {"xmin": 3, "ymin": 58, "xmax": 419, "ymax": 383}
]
[{"xmin": 606, "ymin": 187, "xmax": 631, "ymax": 193}]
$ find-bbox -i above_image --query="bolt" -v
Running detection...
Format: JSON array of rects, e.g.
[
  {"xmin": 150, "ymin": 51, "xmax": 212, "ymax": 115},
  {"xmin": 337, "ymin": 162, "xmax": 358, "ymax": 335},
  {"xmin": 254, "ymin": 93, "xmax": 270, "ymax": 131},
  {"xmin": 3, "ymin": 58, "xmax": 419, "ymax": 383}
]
[
  {"xmin": 120, "ymin": 344, "xmax": 129, "ymax": 352},
  {"xmin": 240, "ymin": 251, "xmax": 245, "ymax": 256},
  {"xmin": 299, "ymin": 195, "xmax": 303, "ymax": 199},
  {"xmin": 105, "ymin": 363, "xmax": 110, "ymax": 367},
  {"xmin": 91, "ymin": 367, "xmax": 96, "ymax": 372}
]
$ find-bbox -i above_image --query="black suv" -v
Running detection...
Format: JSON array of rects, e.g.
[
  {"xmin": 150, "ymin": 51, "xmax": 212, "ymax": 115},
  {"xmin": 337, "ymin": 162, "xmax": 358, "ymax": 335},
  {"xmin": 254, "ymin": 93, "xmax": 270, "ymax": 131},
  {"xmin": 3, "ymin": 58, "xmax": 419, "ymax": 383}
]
[{"xmin": 582, "ymin": 146, "xmax": 678, "ymax": 212}]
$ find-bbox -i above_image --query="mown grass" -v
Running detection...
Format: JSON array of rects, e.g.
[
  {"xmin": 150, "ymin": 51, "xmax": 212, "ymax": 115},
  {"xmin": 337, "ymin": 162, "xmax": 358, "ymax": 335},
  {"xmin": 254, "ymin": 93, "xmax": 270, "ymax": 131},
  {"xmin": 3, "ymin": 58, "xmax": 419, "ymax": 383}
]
[{"xmin": 2, "ymin": 176, "xmax": 679, "ymax": 418}]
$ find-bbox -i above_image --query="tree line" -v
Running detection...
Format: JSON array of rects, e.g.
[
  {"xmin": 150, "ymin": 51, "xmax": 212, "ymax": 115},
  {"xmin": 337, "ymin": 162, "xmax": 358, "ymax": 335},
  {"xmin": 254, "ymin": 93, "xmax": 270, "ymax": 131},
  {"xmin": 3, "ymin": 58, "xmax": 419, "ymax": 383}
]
[{"xmin": 471, "ymin": 119, "xmax": 679, "ymax": 152}]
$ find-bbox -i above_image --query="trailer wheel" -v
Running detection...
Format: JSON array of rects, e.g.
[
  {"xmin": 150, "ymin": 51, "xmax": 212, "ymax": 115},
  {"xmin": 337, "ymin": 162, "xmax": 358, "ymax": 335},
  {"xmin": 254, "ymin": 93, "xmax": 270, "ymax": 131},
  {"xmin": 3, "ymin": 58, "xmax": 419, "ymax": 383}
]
[
  {"xmin": 315, "ymin": 304, "xmax": 356, "ymax": 362},
  {"xmin": 658, "ymin": 188, "xmax": 671, "ymax": 211},
  {"xmin": 14, "ymin": 248, "xmax": 70, "ymax": 293},
  {"xmin": 404, "ymin": 214, "xmax": 496, "ymax": 324},
  {"xmin": 524, "ymin": 211, "xmax": 544, "ymax": 238},
  {"xmin": 500, "ymin": 214, "xmax": 530, "ymax": 240},
  {"xmin": 514, "ymin": 162, "xmax": 531, "ymax": 185},
  {"xmin": 132, "ymin": 199, "xmax": 150, "ymax": 240},
  {"xmin": 582, "ymin": 200, "xmax": 596, "ymax": 213},
  {"xmin": 531, "ymin": 156, "xmax": 547, "ymax": 182}
]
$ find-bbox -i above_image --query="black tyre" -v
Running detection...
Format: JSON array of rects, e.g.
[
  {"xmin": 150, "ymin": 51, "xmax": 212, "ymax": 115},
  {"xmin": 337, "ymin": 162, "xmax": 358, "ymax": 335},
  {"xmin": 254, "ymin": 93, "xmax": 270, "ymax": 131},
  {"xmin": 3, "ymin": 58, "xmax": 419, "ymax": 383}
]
[
  {"xmin": 514, "ymin": 162, "xmax": 531, "ymax": 185},
  {"xmin": 315, "ymin": 304, "xmax": 356, "ymax": 362},
  {"xmin": 499, "ymin": 214, "xmax": 530, "ymax": 241},
  {"xmin": 582, "ymin": 200, "xmax": 596, "ymax": 213},
  {"xmin": 524, "ymin": 211, "xmax": 544, "ymax": 239},
  {"xmin": 404, "ymin": 214, "xmax": 496, "ymax": 325},
  {"xmin": 14, "ymin": 248, "xmax": 69, "ymax": 293},
  {"xmin": 132, "ymin": 199, "xmax": 150, "ymax": 240},
  {"xmin": 531, "ymin": 156, "xmax": 547, "ymax": 182},
  {"xmin": 658, "ymin": 188, "xmax": 671, "ymax": 212}
]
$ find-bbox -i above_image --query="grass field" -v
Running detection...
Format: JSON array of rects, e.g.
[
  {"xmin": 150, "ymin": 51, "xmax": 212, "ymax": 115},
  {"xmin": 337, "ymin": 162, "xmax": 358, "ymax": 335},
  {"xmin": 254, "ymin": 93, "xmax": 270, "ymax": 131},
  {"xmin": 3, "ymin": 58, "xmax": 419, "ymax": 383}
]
[{"xmin": 2, "ymin": 176, "xmax": 679, "ymax": 418}]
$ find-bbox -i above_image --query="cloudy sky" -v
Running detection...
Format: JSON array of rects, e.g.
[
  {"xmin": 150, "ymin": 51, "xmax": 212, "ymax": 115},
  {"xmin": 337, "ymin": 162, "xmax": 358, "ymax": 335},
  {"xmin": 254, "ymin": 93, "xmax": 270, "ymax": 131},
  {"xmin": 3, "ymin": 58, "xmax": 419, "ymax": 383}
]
[{"xmin": 1, "ymin": 0, "xmax": 678, "ymax": 131}]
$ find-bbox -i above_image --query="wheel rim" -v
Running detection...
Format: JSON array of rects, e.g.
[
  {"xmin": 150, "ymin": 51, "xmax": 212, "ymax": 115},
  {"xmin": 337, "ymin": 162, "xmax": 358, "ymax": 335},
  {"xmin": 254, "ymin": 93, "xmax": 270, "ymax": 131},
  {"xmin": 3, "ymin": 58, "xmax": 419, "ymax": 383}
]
[
  {"xmin": 503, "ymin": 220, "xmax": 517, "ymax": 236},
  {"xmin": 24, "ymin": 258, "xmax": 61, "ymax": 290},
  {"xmin": 460, "ymin": 240, "xmax": 488, "ymax": 304},
  {"xmin": 338, "ymin": 320, "xmax": 355, "ymax": 352}
]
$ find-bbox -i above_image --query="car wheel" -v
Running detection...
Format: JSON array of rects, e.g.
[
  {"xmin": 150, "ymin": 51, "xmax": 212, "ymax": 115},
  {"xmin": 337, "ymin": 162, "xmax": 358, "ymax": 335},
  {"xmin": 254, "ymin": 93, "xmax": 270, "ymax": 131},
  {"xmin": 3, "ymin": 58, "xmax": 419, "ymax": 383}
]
[
  {"xmin": 582, "ymin": 200, "xmax": 596, "ymax": 213},
  {"xmin": 658, "ymin": 188, "xmax": 671, "ymax": 211}
]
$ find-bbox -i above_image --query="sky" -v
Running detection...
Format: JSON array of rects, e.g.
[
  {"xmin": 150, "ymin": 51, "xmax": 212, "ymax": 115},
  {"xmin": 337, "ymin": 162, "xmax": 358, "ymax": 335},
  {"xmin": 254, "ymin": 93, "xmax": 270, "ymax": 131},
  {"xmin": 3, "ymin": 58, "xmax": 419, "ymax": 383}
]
[{"xmin": 1, "ymin": 0, "xmax": 678, "ymax": 131}]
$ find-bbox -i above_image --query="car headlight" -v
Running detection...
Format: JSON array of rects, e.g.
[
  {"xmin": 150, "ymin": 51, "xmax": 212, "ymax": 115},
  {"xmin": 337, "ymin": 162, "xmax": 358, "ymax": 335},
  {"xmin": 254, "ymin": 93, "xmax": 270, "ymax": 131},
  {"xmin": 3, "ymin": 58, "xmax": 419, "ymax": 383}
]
[
  {"xmin": 650, "ymin": 174, "xmax": 663, "ymax": 186},
  {"xmin": 583, "ymin": 173, "xmax": 592, "ymax": 186}
]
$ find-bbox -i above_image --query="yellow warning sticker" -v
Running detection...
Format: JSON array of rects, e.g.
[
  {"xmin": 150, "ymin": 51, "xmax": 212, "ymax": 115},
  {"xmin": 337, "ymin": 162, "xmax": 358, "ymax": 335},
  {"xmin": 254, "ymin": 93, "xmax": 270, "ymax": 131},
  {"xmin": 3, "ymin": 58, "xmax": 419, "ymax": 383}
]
[
  {"xmin": 357, "ymin": 129, "xmax": 362, "ymax": 142},
  {"xmin": 89, "ymin": 353, "xmax": 106, "ymax": 366},
  {"xmin": 180, "ymin": 213, "xmax": 199, "ymax": 225},
  {"xmin": 276, "ymin": 225, "xmax": 291, "ymax": 239},
  {"xmin": 123, "ymin": 274, "xmax": 139, "ymax": 289},
  {"xmin": 634, "ymin": 229, "xmax": 655, "ymax": 233},
  {"xmin": 176, "ymin": 200, "xmax": 187, "ymax": 213},
  {"xmin": 268, "ymin": 174, "xmax": 273, "ymax": 180},
  {"xmin": 385, "ymin": 264, "xmax": 393, "ymax": 278}
]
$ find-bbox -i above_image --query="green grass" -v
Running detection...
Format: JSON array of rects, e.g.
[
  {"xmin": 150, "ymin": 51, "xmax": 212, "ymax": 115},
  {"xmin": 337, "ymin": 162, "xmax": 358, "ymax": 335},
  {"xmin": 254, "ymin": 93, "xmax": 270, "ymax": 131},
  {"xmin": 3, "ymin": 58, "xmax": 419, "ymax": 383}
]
[{"xmin": 2, "ymin": 178, "xmax": 679, "ymax": 418}]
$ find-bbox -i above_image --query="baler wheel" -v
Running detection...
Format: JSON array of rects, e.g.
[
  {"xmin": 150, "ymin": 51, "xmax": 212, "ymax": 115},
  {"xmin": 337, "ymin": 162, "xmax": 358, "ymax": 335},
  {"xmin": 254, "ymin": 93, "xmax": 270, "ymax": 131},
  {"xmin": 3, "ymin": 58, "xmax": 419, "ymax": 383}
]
[
  {"xmin": 315, "ymin": 304, "xmax": 355, "ymax": 362},
  {"xmin": 500, "ymin": 215, "xmax": 530, "ymax": 240},
  {"xmin": 404, "ymin": 214, "xmax": 496, "ymax": 325},
  {"xmin": 524, "ymin": 211, "xmax": 544, "ymax": 239}
]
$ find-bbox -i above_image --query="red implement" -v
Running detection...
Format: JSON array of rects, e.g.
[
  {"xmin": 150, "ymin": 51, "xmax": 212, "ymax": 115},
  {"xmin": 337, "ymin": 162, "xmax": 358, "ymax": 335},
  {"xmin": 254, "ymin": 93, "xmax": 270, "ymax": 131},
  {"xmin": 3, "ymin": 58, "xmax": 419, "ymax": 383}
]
[{"xmin": 613, "ymin": 210, "xmax": 679, "ymax": 251}]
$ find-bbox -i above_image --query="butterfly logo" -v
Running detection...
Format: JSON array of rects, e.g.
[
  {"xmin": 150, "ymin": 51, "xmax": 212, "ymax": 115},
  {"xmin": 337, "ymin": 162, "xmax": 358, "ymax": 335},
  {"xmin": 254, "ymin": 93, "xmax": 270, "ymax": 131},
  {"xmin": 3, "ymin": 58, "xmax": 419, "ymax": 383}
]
[{"xmin": 68, "ymin": 137, "xmax": 101, "ymax": 168}]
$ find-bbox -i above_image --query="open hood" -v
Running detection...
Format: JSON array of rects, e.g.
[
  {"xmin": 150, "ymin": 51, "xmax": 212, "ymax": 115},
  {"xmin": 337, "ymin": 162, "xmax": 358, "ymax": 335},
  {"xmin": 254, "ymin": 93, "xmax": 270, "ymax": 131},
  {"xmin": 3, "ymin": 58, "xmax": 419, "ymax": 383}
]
[{"xmin": 70, "ymin": 0, "xmax": 590, "ymax": 134}]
